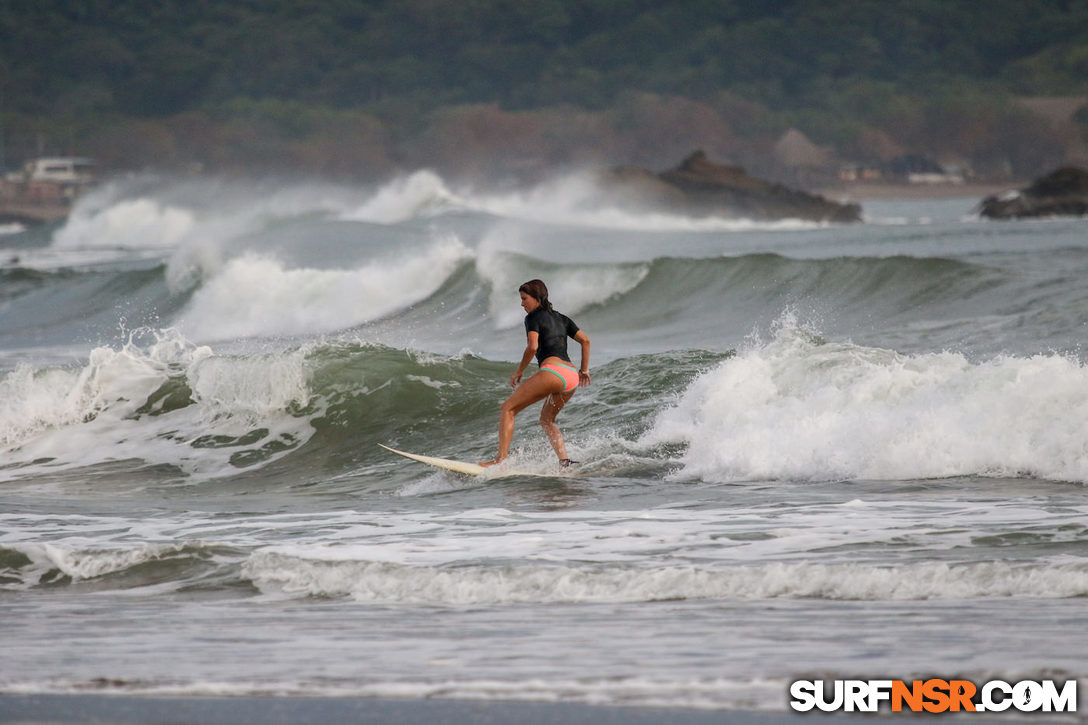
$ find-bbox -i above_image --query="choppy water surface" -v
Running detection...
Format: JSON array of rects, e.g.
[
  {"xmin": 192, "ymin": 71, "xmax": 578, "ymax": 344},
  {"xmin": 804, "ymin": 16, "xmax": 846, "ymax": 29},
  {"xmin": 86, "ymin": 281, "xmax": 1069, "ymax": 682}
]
[{"xmin": 2, "ymin": 172, "xmax": 1086, "ymax": 711}]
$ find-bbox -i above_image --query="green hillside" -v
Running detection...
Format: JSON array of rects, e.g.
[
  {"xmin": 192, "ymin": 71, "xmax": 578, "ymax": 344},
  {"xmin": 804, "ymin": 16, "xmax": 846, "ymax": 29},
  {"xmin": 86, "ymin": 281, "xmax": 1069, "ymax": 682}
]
[{"xmin": 3, "ymin": 0, "xmax": 1086, "ymax": 181}]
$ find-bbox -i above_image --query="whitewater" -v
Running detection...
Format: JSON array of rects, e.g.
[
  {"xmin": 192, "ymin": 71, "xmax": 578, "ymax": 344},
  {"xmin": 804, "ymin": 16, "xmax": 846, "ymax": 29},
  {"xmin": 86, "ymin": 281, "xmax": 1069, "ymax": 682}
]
[{"xmin": 1, "ymin": 169, "xmax": 1086, "ymax": 715}]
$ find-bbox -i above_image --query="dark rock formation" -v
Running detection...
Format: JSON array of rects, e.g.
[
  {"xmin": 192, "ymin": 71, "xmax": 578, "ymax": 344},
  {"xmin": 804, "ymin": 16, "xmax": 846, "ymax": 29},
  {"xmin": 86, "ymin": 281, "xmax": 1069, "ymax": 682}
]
[
  {"xmin": 979, "ymin": 166, "xmax": 1088, "ymax": 219},
  {"xmin": 597, "ymin": 151, "xmax": 862, "ymax": 223}
]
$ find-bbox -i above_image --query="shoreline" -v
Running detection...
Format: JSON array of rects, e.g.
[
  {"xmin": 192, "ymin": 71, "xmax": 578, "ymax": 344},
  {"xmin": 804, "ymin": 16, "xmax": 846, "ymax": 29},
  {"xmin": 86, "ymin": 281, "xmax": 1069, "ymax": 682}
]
[
  {"xmin": 816, "ymin": 181, "xmax": 1017, "ymax": 202},
  {"xmin": 0, "ymin": 694, "xmax": 1046, "ymax": 725}
]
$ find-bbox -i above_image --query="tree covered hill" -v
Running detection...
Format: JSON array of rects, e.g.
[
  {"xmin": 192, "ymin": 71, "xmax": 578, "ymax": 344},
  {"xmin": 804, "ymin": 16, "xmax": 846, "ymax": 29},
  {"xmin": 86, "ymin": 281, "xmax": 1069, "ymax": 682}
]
[{"xmin": 3, "ymin": 0, "xmax": 1087, "ymax": 182}]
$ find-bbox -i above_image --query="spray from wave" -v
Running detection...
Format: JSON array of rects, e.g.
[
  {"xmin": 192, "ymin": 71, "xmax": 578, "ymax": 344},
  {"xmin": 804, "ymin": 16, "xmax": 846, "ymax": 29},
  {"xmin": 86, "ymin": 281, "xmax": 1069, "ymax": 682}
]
[
  {"xmin": 50, "ymin": 169, "xmax": 824, "ymax": 257},
  {"xmin": 475, "ymin": 244, "xmax": 649, "ymax": 329},
  {"xmin": 243, "ymin": 555, "xmax": 1088, "ymax": 604},
  {"xmin": 339, "ymin": 170, "xmax": 462, "ymax": 224},
  {"xmin": 8, "ymin": 534, "xmax": 1086, "ymax": 602},
  {"xmin": 644, "ymin": 316, "xmax": 1088, "ymax": 484},
  {"xmin": 175, "ymin": 235, "xmax": 473, "ymax": 341},
  {"xmin": 0, "ymin": 328, "xmax": 315, "ymax": 480}
]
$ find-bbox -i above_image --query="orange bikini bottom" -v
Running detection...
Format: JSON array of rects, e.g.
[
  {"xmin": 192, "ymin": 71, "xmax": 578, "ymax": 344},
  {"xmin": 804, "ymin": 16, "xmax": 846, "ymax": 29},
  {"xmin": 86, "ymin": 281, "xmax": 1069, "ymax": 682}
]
[{"xmin": 539, "ymin": 361, "xmax": 580, "ymax": 392}]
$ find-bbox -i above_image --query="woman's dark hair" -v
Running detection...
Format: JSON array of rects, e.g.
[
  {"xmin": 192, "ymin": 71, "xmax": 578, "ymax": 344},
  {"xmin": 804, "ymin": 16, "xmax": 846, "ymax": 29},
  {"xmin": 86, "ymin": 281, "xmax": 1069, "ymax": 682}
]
[{"xmin": 518, "ymin": 279, "xmax": 553, "ymax": 311}]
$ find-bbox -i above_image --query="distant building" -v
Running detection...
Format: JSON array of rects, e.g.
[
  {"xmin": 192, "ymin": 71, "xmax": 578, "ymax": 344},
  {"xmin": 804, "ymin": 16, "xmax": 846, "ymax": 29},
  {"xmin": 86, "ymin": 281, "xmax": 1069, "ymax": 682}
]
[
  {"xmin": 906, "ymin": 171, "xmax": 964, "ymax": 185},
  {"xmin": 885, "ymin": 154, "xmax": 964, "ymax": 184},
  {"xmin": 0, "ymin": 156, "xmax": 101, "ymax": 224},
  {"xmin": 4, "ymin": 157, "xmax": 100, "ymax": 202},
  {"xmin": 837, "ymin": 164, "xmax": 883, "ymax": 182}
]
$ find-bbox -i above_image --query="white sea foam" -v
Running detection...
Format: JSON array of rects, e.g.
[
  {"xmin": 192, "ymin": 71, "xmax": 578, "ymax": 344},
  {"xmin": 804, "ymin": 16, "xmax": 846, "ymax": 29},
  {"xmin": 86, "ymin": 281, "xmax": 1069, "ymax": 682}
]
[
  {"xmin": 174, "ymin": 235, "xmax": 471, "ymax": 341},
  {"xmin": 340, "ymin": 169, "xmax": 461, "ymax": 224},
  {"xmin": 476, "ymin": 242, "xmax": 649, "ymax": 328},
  {"xmin": 9, "ymin": 542, "xmax": 190, "ymax": 587},
  {"xmin": 643, "ymin": 320, "xmax": 1088, "ymax": 484},
  {"xmin": 0, "ymin": 329, "xmax": 210, "ymax": 447},
  {"xmin": 466, "ymin": 173, "xmax": 824, "ymax": 231},
  {"xmin": 340, "ymin": 169, "xmax": 825, "ymax": 230},
  {"xmin": 54, "ymin": 197, "xmax": 197, "ymax": 250},
  {"xmin": 54, "ymin": 176, "xmax": 368, "ymax": 252},
  {"xmin": 0, "ymin": 329, "xmax": 314, "ymax": 480},
  {"xmin": 243, "ymin": 553, "xmax": 1088, "ymax": 604},
  {"xmin": 0, "ymin": 674, "xmax": 789, "ymax": 711}
]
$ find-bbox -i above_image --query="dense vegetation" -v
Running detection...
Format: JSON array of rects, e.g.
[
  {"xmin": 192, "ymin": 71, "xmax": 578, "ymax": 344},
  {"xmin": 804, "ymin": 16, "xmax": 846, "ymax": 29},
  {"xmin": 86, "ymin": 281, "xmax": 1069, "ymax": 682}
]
[{"xmin": 2, "ymin": 0, "xmax": 1087, "ymax": 182}]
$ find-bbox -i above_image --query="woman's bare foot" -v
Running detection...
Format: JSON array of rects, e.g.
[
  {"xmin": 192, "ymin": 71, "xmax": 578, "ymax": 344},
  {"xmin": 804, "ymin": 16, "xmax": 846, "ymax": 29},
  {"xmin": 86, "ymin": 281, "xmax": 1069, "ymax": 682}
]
[{"xmin": 478, "ymin": 458, "xmax": 503, "ymax": 468}]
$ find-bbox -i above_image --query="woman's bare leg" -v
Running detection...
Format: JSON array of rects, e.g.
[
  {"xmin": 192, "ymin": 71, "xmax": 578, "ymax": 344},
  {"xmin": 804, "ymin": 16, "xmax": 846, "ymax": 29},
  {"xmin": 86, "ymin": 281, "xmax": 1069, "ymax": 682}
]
[
  {"xmin": 479, "ymin": 372, "xmax": 563, "ymax": 466},
  {"xmin": 539, "ymin": 389, "xmax": 575, "ymax": 460}
]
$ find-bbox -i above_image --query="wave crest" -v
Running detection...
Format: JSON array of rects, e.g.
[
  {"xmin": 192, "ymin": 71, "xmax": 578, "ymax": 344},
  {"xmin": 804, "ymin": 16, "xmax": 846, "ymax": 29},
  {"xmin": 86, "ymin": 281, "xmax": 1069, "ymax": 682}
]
[
  {"xmin": 0, "ymin": 328, "xmax": 315, "ymax": 480},
  {"xmin": 644, "ymin": 319, "xmax": 1088, "ymax": 484},
  {"xmin": 244, "ymin": 553, "xmax": 1088, "ymax": 604},
  {"xmin": 175, "ymin": 235, "xmax": 471, "ymax": 341}
]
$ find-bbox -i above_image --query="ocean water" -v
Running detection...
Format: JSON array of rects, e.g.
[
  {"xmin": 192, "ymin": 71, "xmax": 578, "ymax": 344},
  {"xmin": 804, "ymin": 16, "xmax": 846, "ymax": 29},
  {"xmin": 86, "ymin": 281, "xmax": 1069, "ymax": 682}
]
[{"xmin": 1, "ymin": 170, "xmax": 1087, "ymax": 713}]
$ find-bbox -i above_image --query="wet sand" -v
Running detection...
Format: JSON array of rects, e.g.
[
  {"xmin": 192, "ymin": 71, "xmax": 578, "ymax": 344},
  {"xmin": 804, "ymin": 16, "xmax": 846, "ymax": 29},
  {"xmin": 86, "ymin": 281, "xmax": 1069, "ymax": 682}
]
[{"xmin": 818, "ymin": 181, "xmax": 1017, "ymax": 202}]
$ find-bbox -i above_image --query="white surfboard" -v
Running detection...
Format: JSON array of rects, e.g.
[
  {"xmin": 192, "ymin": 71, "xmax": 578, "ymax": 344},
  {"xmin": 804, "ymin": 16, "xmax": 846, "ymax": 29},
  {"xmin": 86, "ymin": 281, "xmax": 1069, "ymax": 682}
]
[{"xmin": 379, "ymin": 444, "xmax": 556, "ymax": 478}]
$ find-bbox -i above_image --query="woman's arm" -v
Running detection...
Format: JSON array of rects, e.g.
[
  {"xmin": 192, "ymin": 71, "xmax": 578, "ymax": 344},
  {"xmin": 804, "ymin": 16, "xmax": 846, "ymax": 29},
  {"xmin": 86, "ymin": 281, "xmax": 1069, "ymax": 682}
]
[
  {"xmin": 511, "ymin": 331, "xmax": 539, "ymax": 387},
  {"xmin": 574, "ymin": 330, "xmax": 591, "ymax": 386}
]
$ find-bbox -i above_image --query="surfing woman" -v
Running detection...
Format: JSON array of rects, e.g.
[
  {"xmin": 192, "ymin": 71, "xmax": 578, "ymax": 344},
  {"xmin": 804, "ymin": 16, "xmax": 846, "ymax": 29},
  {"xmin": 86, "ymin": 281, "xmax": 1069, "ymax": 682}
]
[{"xmin": 480, "ymin": 279, "xmax": 591, "ymax": 468}]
